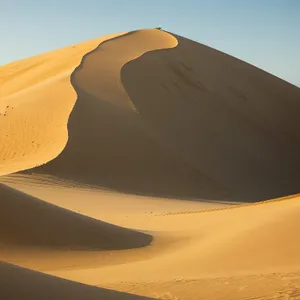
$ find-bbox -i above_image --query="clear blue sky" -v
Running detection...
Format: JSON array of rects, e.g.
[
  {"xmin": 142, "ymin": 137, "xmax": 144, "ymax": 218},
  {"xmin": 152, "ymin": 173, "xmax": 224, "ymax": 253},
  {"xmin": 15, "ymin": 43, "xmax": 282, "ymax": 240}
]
[{"xmin": 1, "ymin": 0, "xmax": 299, "ymax": 86}]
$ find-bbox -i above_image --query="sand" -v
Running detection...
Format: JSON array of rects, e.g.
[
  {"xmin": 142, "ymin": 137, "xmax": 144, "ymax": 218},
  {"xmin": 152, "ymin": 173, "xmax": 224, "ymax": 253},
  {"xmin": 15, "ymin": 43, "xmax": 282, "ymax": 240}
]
[
  {"xmin": 1, "ymin": 28, "xmax": 300, "ymax": 299},
  {"xmin": 0, "ymin": 32, "xmax": 125, "ymax": 176},
  {"xmin": 0, "ymin": 262, "xmax": 154, "ymax": 300}
]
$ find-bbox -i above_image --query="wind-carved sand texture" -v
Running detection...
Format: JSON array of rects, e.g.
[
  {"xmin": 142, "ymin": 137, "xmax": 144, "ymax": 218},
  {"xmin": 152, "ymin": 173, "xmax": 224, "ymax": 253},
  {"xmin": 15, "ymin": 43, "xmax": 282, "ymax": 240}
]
[{"xmin": 1, "ymin": 29, "xmax": 300, "ymax": 300}]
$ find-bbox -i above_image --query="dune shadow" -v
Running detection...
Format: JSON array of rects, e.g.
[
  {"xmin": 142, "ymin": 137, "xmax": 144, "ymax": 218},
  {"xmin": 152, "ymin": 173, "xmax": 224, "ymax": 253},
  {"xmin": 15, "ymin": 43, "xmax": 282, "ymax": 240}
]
[
  {"xmin": 120, "ymin": 32, "xmax": 300, "ymax": 202},
  {"xmin": 0, "ymin": 184, "xmax": 152, "ymax": 250},
  {"xmin": 0, "ymin": 262, "xmax": 155, "ymax": 300}
]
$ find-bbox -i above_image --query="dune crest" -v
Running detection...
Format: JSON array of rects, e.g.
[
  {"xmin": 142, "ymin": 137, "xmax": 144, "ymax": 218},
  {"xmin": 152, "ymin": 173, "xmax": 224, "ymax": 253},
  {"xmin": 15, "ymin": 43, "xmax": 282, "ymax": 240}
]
[
  {"xmin": 54, "ymin": 194, "xmax": 300, "ymax": 284},
  {"xmin": 72, "ymin": 29, "xmax": 178, "ymax": 109}
]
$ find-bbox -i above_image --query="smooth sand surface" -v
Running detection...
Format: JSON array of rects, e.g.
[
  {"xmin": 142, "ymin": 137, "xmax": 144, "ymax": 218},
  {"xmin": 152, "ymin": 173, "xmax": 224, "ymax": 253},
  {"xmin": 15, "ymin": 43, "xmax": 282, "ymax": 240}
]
[{"xmin": 1, "ymin": 29, "xmax": 300, "ymax": 299}]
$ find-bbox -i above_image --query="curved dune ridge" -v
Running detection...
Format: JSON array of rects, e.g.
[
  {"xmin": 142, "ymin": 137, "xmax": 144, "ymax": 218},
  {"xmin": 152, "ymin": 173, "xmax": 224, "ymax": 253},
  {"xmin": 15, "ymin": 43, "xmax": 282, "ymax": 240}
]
[{"xmin": 0, "ymin": 183, "xmax": 151, "ymax": 250}]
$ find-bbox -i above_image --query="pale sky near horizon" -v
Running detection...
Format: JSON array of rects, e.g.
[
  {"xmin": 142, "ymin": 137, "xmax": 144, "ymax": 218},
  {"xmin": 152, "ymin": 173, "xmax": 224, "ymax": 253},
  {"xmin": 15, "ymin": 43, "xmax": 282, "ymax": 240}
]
[{"xmin": 0, "ymin": 0, "xmax": 299, "ymax": 87}]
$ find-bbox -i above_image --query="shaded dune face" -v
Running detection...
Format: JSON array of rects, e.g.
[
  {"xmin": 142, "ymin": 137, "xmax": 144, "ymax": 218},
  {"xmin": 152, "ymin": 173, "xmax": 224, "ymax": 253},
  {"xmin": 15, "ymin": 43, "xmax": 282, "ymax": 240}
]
[
  {"xmin": 121, "ymin": 33, "xmax": 300, "ymax": 202},
  {"xmin": 0, "ymin": 262, "xmax": 154, "ymax": 300},
  {"xmin": 0, "ymin": 184, "xmax": 152, "ymax": 250},
  {"xmin": 34, "ymin": 30, "xmax": 227, "ymax": 200}
]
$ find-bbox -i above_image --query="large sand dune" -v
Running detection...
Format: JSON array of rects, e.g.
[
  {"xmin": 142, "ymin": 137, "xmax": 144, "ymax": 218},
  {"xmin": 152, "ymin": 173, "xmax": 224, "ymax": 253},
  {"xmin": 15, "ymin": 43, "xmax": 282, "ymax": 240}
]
[
  {"xmin": 2, "ymin": 29, "xmax": 298, "ymax": 201},
  {"xmin": 31, "ymin": 29, "xmax": 226, "ymax": 199},
  {"xmin": 1, "ymin": 28, "xmax": 300, "ymax": 299}
]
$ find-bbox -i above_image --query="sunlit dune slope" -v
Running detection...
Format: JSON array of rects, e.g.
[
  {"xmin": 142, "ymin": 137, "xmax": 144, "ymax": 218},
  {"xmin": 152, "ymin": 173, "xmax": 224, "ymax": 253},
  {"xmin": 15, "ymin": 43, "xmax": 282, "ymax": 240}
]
[
  {"xmin": 0, "ymin": 262, "xmax": 154, "ymax": 300},
  {"xmin": 167, "ymin": 195, "xmax": 300, "ymax": 275},
  {"xmin": 0, "ymin": 184, "xmax": 151, "ymax": 250},
  {"xmin": 0, "ymin": 32, "xmax": 125, "ymax": 176}
]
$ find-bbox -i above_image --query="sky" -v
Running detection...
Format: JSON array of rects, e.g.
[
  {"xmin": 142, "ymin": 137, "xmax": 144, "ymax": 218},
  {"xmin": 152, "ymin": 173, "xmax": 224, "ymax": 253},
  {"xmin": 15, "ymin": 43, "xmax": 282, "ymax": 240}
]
[{"xmin": 0, "ymin": 0, "xmax": 299, "ymax": 87}]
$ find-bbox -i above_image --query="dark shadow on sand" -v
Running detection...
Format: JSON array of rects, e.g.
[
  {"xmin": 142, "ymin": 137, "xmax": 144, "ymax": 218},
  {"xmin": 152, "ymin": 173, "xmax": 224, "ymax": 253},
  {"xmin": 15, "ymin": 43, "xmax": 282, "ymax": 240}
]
[{"xmin": 0, "ymin": 262, "xmax": 155, "ymax": 300}]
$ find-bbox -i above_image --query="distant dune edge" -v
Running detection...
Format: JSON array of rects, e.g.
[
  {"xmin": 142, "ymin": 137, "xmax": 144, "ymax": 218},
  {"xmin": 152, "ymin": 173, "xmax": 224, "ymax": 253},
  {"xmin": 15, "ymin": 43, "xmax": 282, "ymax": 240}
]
[{"xmin": 1, "ymin": 28, "xmax": 300, "ymax": 202}]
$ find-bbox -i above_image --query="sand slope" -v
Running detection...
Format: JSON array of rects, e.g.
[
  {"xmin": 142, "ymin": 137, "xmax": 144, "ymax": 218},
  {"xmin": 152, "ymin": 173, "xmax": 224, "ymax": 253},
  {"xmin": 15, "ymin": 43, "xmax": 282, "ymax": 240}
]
[
  {"xmin": 0, "ymin": 183, "xmax": 151, "ymax": 250},
  {"xmin": 0, "ymin": 32, "xmax": 125, "ymax": 176},
  {"xmin": 44, "ymin": 193, "xmax": 300, "ymax": 300}
]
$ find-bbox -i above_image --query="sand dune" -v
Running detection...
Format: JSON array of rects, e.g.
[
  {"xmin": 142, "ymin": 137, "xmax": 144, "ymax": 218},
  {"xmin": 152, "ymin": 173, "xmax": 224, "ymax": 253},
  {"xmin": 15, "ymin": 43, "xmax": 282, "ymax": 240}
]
[
  {"xmin": 5, "ymin": 29, "xmax": 297, "ymax": 201},
  {"xmin": 0, "ymin": 262, "xmax": 154, "ymax": 300},
  {"xmin": 1, "ymin": 28, "xmax": 300, "ymax": 299}
]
